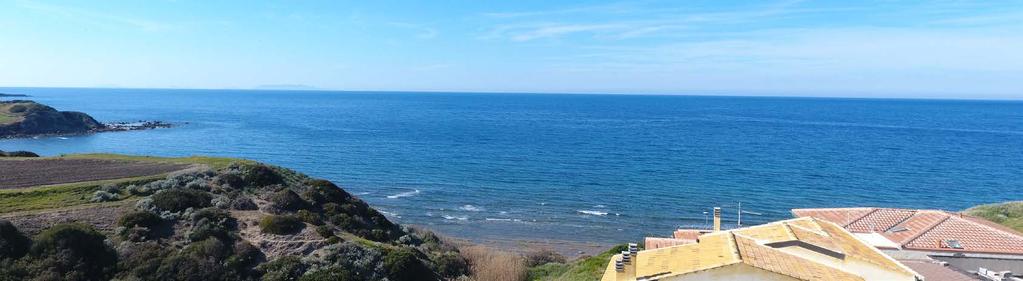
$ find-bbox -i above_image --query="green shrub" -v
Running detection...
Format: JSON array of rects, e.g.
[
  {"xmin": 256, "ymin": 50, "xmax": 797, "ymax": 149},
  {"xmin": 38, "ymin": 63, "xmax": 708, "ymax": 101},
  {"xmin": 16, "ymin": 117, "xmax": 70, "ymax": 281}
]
[
  {"xmin": 524, "ymin": 248, "xmax": 566, "ymax": 267},
  {"xmin": 300, "ymin": 267, "xmax": 355, "ymax": 281},
  {"xmin": 152, "ymin": 237, "xmax": 260, "ymax": 281},
  {"xmin": 433, "ymin": 252, "xmax": 469, "ymax": 278},
  {"xmin": 258, "ymin": 256, "xmax": 307, "ymax": 281},
  {"xmin": 260, "ymin": 215, "xmax": 305, "ymax": 235},
  {"xmin": 151, "ymin": 189, "xmax": 212, "ymax": 212},
  {"xmin": 384, "ymin": 247, "xmax": 436, "ymax": 281},
  {"xmin": 188, "ymin": 208, "xmax": 237, "ymax": 242},
  {"xmin": 304, "ymin": 180, "xmax": 351, "ymax": 204},
  {"xmin": 0, "ymin": 220, "xmax": 29, "ymax": 260},
  {"xmin": 27, "ymin": 224, "xmax": 118, "ymax": 281},
  {"xmin": 237, "ymin": 164, "xmax": 284, "ymax": 187},
  {"xmin": 269, "ymin": 189, "xmax": 307, "ymax": 211},
  {"xmin": 297, "ymin": 210, "xmax": 323, "ymax": 225},
  {"xmin": 8, "ymin": 105, "xmax": 26, "ymax": 113},
  {"xmin": 115, "ymin": 241, "xmax": 168, "ymax": 279},
  {"xmin": 118, "ymin": 211, "xmax": 163, "ymax": 229},
  {"xmin": 315, "ymin": 225, "xmax": 335, "ymax": 239},
  {"xmin": 226, "ymin": 241, "xmax": 263, "ymax": 275}
]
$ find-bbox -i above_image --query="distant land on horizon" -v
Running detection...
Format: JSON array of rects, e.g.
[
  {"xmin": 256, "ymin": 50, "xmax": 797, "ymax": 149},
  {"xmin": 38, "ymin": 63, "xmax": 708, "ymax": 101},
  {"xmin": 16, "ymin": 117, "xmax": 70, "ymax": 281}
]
[{"xmin": 0, "ymin": 86, "xmax": 1020, "ymax": 101}]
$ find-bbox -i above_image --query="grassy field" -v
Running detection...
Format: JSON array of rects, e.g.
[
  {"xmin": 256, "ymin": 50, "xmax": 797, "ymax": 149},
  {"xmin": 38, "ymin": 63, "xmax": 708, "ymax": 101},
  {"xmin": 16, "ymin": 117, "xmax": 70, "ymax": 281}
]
[
  {"xmin": 59, "ymin": 153, "xmax": 252, "ymax": 169},
  {"xmin": 527, "ymin": 244, "xmax": 627, "ymax": 281},
  {"xmin": 0, "ymin": 154, "xmax": 251, "ymax": 213},
  {"xmin": 0, "ymin": 175, "xmax": 160, "ymax": 213},
  {"xmin": 966, "ymin": 201, "xmax": 1023, "ymax": 233}
]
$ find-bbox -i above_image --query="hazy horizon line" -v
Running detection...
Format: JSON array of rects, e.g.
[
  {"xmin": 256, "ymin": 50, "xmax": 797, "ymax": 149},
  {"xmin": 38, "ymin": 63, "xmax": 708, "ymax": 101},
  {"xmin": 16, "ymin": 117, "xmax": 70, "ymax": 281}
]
[{"xmin": 1, "ymin": 85, "xmax": 1020, "ymax": 102}]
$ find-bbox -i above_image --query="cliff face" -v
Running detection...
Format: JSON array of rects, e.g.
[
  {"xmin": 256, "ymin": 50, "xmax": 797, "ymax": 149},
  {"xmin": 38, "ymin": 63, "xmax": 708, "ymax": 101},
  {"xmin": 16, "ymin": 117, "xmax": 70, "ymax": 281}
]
[{"xmin": 0, "ymin": 100, "xmax": 105, "ymax": 137}]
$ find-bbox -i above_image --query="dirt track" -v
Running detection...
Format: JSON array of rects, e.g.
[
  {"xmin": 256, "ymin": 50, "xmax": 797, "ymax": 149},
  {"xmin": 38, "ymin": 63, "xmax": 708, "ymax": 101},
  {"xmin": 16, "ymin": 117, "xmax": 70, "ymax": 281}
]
[{"xmin": 0, "ymin": 158, "xmax": 190, "ymax": 189}]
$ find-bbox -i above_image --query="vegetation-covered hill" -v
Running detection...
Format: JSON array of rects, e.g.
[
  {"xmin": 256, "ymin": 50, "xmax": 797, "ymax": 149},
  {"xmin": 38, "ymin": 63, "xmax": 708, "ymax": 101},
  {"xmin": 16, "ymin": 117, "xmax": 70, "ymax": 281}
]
[
  {"xmin": 966, "ymin": 201, "xmax": 1023, "ymax": 233},
  {"xmin": 0, "ymin": 154, "xmax": 471, "ymax": 281},
  {"xmin": 0, "ymin": 100, "xmax": 105, "ymax": 138}
]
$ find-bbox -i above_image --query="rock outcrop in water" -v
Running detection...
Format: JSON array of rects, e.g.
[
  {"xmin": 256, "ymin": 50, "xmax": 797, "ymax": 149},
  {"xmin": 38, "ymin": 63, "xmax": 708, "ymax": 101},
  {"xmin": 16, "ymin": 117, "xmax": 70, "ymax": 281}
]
[
  {"xmin": 0, "ymin": 100, "xmax": 172, "ymax": 138},
  {"xmin": 0, "ymin": 100, "xmax": 105, "ymax": 138}
]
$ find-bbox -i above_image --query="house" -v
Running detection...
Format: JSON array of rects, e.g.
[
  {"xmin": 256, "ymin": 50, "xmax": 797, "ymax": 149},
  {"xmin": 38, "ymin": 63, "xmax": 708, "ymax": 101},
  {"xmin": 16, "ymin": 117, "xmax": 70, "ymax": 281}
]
[
  {"xmin": 793, "ymin": 208, "xmax": 1023, "ymax": 281},
  {"xmin": 601, "ymin": 217, "xmax": 921, "ymax": 281}
]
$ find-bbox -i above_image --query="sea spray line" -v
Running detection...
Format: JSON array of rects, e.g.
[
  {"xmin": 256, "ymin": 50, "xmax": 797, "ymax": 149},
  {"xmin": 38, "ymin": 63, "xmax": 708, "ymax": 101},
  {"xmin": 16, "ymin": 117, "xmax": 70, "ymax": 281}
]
[{"xmin": 386, "ymin": 189, "xmax": 420, "ymax": 199}]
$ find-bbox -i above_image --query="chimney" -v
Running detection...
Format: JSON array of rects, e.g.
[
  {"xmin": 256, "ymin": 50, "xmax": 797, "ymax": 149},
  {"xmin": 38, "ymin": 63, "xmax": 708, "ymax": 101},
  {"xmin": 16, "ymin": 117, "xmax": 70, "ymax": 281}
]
[{"xmin": 713, "ymin": 207, "xmax": 722, "ymax": 232}]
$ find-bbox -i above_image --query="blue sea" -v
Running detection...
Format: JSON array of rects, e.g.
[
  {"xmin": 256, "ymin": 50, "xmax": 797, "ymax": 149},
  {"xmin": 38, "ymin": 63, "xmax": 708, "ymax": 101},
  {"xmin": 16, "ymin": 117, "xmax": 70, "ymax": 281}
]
[{"xmin": 2, "ymin": 87, "xmax": 1021, "ymax": 244}]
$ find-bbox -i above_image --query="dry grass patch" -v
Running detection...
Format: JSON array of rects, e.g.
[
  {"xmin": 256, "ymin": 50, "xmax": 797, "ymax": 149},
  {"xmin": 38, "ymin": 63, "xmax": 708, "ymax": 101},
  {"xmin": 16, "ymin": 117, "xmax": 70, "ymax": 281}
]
[{"xmin": 460, "ymin": 245, "xmax": 528, "ymax": 281}]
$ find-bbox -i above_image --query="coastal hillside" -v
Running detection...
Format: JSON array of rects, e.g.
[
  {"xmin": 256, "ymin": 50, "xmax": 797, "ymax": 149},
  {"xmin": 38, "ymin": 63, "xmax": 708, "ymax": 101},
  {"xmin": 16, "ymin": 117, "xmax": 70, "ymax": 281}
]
[
  {"xmin": 0, "ymin": 100, "xmax": 104, "ymax": 138},
  {"xmin": 0, "ymin": 154, "xmax": 471, "ymax": 281},
  {"xmin": 966, "ymin": 201, "xmax": 1023, "ymax": 233}
]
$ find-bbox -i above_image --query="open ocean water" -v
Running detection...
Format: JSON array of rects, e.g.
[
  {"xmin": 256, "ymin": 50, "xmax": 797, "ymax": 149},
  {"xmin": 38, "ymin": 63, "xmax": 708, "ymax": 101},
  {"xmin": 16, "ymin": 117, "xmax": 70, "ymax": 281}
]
[{"xmin": 2, "ymin": 87, "xmax": 1021, "ymax": 244}]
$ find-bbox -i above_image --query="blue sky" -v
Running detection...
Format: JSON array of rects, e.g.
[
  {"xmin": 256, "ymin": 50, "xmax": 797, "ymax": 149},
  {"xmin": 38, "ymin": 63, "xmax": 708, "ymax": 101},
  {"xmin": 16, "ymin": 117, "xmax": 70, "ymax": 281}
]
[{"xmin": 1, "ymin": 0, "xmax": 1021, "ymax": 98}]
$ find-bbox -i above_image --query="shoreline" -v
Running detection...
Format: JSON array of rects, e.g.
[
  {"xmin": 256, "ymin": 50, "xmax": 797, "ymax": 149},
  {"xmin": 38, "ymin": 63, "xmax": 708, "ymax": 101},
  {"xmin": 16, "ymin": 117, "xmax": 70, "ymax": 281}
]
[
  {"xmin": 0, "ymin": 120, "xmax": 176, "ymax": 139},
  {"xmin": 420, "ymin": 226, "xmax": 615, "ymax": 259}
]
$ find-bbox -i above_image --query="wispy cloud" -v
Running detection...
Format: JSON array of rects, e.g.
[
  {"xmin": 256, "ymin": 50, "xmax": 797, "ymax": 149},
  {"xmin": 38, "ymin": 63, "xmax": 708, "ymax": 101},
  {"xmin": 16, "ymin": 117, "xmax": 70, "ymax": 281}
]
[
  {"xmin": 16, "ymin": 0, "xmax": 174, "ymax": 31},
  {"xmin": 480, "ymin": 0, "xmax": 820, "ymax": 42},
  {"xmin": 387, "ymin": 22, "xmax": 438, "ymax": 39}
]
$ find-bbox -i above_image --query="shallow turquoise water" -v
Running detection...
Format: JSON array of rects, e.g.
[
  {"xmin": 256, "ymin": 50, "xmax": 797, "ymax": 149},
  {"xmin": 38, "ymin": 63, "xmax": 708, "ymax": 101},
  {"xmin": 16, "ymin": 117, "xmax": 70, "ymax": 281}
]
[{"xmin": 2, "ymin": 87, "xmax": 1021, "ymax": 244}]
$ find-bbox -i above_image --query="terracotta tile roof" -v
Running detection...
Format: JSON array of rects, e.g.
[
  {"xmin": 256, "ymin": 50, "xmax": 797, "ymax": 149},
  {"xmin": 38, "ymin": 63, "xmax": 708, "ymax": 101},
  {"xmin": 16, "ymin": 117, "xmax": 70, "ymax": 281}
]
[
  {"xmin": 882, "ymin": 211, "xmax": 948, "ymax": 244},
  {"xmin": 792, "ymin": 207, "xmax": 1023, "ymax": 255},
  {"xmin": 792, "ymin": 208, "xmax": 874, "ymax": 226},
  {"xmin": 847, "ymin": 209, "xmax": 917, "ymax": 233},
  {"xmin": 904, "ymin": 216, "xmax": 1023, "ymax": 255},
  {"xmin": 602, "ymin": 217, "xmax": 921, "ymax": 281},
  {"xmin": 673, "ymin": 229, "xmax": 704, "ymax": 240},
  {"xmin": 898, "ymin": 260, "xmax": 979, "ymax": 281},
  {"xmin": 644, "ymin": 237, "xmax": 695, "ymax": 250}
]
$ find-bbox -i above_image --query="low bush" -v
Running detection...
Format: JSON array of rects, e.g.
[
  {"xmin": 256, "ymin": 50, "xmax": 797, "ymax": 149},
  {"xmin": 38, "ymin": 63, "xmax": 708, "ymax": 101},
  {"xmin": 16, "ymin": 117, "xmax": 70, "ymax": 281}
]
[
  {"xmin": 115, "ymin": 241, "xmax": 168, "ymax": 279},
  {"xmin": 236, "ymin": 164, "xmax": 284, "ymax": 187},
  {"xmin": 258, "ymin": 256, "xmax": 307, "ymax": 281},
  {"xmin": 118, "ymin": 211, "xmax": 163, "ymax": 229},
  {"xmin": 524, "ymin": 248, "xmax": 566, "ymax": 267},
  {"xmin": 231, "ymin": 197, "xmax": 258, "ymax": 210},
  {"xmin": 151, "ymin": 189, "xmax": 212, "ymax": 212},
  {"xmin": 8, "ymin": 105, "xmax": 26, "ymax": 113},
  {"xmin": 300, "ymin": 267, "xmax": 355, "ymax": 281},
  {"xmin": 269, "ymin": 189, "xmax": 307, "ymax": 211},
  {"xmin": 298, "ymin": 210, "xmax": 323, "ymax": 225},
  {"xmin": 26, "ymin": 224, "xmax": 118, "ymax": 281},
  {"xmin": 260, "ymin": 215, "xmax": 305, "ymax": 235},
  {"xmin": 188, "ymin": 208, "xmax": 237, "ymax": 242},
  {"xmin": 384, "ymin": 247, "xmax": 436, "ymax": 281},
  {"xmin": 315, "ymin": 225, "xmax": 335, "ymax": 239},
  {"xmin": 433, "ymin": 251, "xmax": 469, "ymax": 278},
  {"xmin": 226, "ymin": 241, "xmax": 263, "ymax": 275},
  {"xmin": 0, "ymin": 220, "xmax": 29, "ymax": 260}
]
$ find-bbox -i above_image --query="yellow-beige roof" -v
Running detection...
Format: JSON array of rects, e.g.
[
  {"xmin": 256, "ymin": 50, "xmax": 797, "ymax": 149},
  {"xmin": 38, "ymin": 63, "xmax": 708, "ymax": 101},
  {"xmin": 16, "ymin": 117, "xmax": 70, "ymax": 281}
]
[{"xmin": 601, "ymin": 217, "xmax": 921, "ymax": 281}]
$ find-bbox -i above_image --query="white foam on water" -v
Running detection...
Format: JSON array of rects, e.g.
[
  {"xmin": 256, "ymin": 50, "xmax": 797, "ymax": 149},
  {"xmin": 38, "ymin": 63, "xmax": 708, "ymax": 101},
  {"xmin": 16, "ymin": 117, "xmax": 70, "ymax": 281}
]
[
  {"xmin": 379, "ymin": 210, "xmax": 401, "ymax": 218},
  {"xmin": 485, "ymin": 218, "xmax": 512, "ymax": 221},
  {"xmin": 577, "ymin": 210, "xmax": 608, "ymax": 216},
  {"xmin": 594, "ymin": 205, "xmax": 606, "ymax": 208},
  {"xmin": 459, "ymin": 205, "xmax": 483, "ymax": 212},
  {"xmin": 386, "ymin": 189, "xmax": 420, "ymax": 199},
  {"xmin": 58, "ymin": 137, "xmax": 69, "ymax": 140},
  {"xmin": 443, "ymin": 215, "xmax": 469, "ymax": 221}
]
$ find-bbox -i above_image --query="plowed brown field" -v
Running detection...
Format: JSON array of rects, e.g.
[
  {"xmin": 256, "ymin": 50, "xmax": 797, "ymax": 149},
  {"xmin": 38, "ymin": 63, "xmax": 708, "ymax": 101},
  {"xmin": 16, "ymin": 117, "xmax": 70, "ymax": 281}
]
[{"xmin": 0, "ymin": 158, "xmax": 189, "ymax": 189}]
